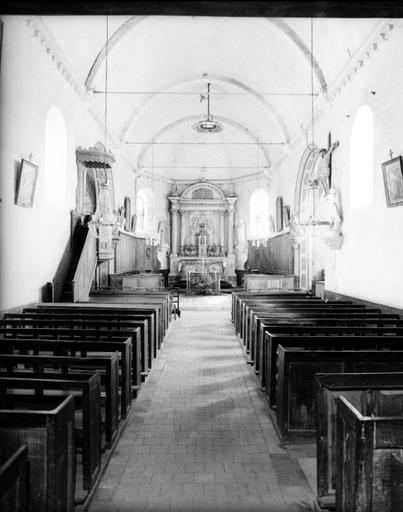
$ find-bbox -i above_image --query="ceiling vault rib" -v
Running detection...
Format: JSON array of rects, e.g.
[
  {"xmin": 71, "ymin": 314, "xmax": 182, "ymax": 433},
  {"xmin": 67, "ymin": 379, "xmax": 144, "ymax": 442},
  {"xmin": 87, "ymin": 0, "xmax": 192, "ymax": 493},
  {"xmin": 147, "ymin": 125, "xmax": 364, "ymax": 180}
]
[
  {"xmin": 85, "ymin": 16, "xmax": 327, "ymax": 94},
  {"xmin": 136, "ymin": 114, "xmax": 273, "ymax": 170},
  {"xmin": 120, "ymin": 74, "xmax": 290, "ymax": 142}
]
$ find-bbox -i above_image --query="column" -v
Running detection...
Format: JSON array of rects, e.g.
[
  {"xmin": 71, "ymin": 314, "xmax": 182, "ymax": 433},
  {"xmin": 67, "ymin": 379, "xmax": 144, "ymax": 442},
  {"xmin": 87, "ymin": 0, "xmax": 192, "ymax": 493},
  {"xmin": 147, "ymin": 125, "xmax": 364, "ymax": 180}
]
[
  {"xmin": 180, "ymin": 209, "xmax": 186, "ymax": 253},
  {"xmin": 220, "ymin": 210, "xmax": 225, "ymax": 254},
  {"xmin": 171, "ymin": 207, "xmax": 179, "ymax": 256},
  {"xmin": 227, "ymin": 205, "xmax": 235, "ymax": 255}
]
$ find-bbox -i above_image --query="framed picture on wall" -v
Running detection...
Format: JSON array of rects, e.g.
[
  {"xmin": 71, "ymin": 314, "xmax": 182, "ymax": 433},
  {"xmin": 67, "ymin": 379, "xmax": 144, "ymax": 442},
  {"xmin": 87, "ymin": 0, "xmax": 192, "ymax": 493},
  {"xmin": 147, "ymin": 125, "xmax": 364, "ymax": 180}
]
[
  {"xmin": 15, "ymin": 159, "xmax": 39, "ymax": 208},
  {"xmin": 382, "ymin": 156, "xmax": 403, "ymax": 207}
]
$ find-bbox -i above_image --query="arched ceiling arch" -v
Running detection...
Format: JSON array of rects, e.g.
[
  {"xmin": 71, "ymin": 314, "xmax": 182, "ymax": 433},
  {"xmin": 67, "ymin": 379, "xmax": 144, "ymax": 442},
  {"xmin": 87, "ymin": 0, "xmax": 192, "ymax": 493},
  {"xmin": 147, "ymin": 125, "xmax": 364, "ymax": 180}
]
[
  {"xmin": 135, "ymin": 114, "xmax": 272, "ymax": 171},
  {"xmin": 85, "ymin": 16, "xmax": 327, "ymax": 93},
  {"xmin": 120, "ymin": 73, "xmax": 290, "ymax": 143}
]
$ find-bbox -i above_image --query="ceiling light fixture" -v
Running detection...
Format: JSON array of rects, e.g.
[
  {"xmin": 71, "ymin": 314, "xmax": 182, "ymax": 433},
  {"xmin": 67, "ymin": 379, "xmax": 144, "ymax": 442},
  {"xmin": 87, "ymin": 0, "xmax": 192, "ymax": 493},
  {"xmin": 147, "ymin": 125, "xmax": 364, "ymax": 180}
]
[{"xmin": 193, "ymin": 83, "xmax": 223, "ymax": 133}]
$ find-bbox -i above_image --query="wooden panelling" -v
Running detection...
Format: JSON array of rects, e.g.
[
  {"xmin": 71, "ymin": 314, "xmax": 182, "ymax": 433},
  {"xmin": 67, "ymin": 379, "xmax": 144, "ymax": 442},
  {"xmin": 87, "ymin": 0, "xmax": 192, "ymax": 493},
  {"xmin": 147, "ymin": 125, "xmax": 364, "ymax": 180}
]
[
  {"xmin": 247, "ymin": 233, "xmax": 294, "ymax": 275},
  {"xmin": 114, "ymin": 233, "xmax": 156, "ymax": 273}
]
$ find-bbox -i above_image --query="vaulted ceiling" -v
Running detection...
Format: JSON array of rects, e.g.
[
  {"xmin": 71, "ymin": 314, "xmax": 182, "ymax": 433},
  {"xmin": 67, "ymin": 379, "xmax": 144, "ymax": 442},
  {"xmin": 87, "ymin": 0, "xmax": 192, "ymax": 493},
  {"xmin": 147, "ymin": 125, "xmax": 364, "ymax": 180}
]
[{"xmin": 41, "ymin": 15, "xmax": 381, "ymax": 181}]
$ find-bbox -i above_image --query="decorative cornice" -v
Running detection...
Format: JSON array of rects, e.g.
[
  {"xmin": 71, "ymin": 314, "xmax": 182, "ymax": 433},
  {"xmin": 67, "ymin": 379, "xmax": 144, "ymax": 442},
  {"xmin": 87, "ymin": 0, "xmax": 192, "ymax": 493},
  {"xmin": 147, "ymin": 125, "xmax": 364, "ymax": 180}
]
[
  {"xmin": 139, "ymin": 169, "xmax": 271, "ymax": 184},
  {"xmin": 272, "ymin": 20, "xmax": 397, "ymax": 172},
  {"xmin": 19, "ymin": 15, "xmax": 135, "ymax": 171}
]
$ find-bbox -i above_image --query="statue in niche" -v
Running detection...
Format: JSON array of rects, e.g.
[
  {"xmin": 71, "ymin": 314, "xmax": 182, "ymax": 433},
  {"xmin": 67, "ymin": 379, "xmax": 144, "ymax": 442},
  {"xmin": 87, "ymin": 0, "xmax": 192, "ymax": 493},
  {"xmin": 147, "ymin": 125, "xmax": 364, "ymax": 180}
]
[
  {"xmin": 170, "ymin": 182, "xmax": 179, "ymax": 196},
  {"xmin": 326, "ymin": 188, "xmax": 342, "ymax": 235},
  {"xmin": 311, "ymin": 141, "xmax": 340, "ymax": 196},
  {"xmin": 289, "ymin": 214, "xmax": 300, "ymax": 239},
  {"xmin": 236, "ymin": 219, "xmax": 247, "ymax": 247},
  {"xmin": 157, "ymin": 220, "xmax": 169, "ymax": 247}
]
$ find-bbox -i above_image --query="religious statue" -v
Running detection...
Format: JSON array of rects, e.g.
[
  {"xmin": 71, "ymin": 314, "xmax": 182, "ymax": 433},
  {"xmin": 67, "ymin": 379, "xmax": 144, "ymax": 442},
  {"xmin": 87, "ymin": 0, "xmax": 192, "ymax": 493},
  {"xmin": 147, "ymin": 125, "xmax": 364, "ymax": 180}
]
[
  {"xmin": 311, "ymin": 141, "xmax": 340, "ymax": 196},
  {"xmin": 289, "ymin": 214, "xmax": 300, "ymax": 239},
  {"xmin": 157, "ymin": 220, "xmax": 169, "ymax": 247},
  {"xmin": 228, "ymin": 183, "xmax": 235, "ymax": 197},
  {"xmin": 170, "ymin": 182, "xmax": 179, "ymax": 196},
  {"xmin": 326, "ymin": 188, "xmax": 342, "ymax": 235},
  {"xmin": 236, "ymin": 219, "xmax": 247, "ymax": 246}
]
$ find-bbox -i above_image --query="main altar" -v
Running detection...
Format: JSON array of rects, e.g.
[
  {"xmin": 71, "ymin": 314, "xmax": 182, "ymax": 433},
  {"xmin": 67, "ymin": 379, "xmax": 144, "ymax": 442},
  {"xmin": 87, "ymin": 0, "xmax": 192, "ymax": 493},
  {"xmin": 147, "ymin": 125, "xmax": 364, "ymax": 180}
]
[{"xmin": 169, "ymin": 182, "xmax": 237, "ymax": 284}]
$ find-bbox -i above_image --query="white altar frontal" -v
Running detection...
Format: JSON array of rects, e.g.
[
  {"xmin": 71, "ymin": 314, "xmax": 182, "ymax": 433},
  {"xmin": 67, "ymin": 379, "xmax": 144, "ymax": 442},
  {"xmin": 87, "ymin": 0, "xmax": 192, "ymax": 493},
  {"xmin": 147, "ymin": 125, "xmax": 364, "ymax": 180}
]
[{"xmin": 169, "ymin": 182, "xmax": 237, "ymax": 283}]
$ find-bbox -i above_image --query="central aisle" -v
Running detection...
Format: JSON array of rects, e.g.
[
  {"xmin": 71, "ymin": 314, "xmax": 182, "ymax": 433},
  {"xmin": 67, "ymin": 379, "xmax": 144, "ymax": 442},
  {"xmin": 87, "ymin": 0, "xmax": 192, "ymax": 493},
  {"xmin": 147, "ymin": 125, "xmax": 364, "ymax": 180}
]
[{"xmin": 90, "ymin": 295, "xmax": 317, "ymax": 512}]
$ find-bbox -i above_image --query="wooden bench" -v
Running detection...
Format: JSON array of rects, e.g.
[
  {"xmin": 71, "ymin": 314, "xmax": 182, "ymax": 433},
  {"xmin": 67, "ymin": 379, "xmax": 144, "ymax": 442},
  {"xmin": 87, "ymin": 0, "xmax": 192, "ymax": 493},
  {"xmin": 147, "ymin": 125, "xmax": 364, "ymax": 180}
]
[
  {"xmin": 263, "ymin": 326, "xmax": 403, "ymax": 397},
  {"xmin": 15, "ymin": 310, "xmax": 155, "ymax": 372},
  {"xmin": 0, "ymin": 394, "xmax": 75, "ymax": 512},
  {"xmin": 248, "ymin": 308, "xmax": 398, "ymax": 360},
  {"xmin": 37, "ymin": 303, "xmax": 161, "ymax": 356},
  {"xmin": 231, "ymin": 291, "xmax": 311, "ymax": 323},
  {"xmin": 2, "ymin": 315, "xmax": 151, "ymax": 378},
  {"xmin": 86, "ymin": 295, "xmax": 169, "ymax": 340},
  {"xmin": 0, "ymin": 444, "xmax": 28, "ymax": 512},
  {"xmin": 238, "ymin": 298, "xmax": 329, "ymax": 338},
  {"xmin": 316, "ymin": 372, "xmax": 403, "ymax": 509},
  {"xmin": 241, "ymin": 302, "xmax": 366, "ymax": 346},
  {"xmin": 0, "ymin": 352, "xmax": 119, "ymax": 447},
  {"xmin": 0, "ymin": 327, "xmax": 139, "ymax": 413},
  {"xmin": 0, "ymin": 337, "xmax": 132, "ymax": 418},
  {"xmin": 336, "ymin": 395, "xmax": 403, "ymax": 512},
  {"xmin": 0, "ymin": 372, "xmax": 101, "ymax": 491},
  {"xmin": 276, "ymin": 345, "xmax": 403, "ymax": 443},
  {"xmin": 252, "ymin": 310, "xmax": 399, "ymax": 373}
]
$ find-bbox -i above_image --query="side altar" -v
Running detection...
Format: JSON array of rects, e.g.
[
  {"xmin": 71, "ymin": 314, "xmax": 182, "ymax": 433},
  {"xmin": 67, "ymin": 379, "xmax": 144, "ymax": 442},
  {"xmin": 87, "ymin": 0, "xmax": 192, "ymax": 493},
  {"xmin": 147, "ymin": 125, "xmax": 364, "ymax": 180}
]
[{"xmin": 169, "ymin": 182, "xmax": 237, "ymax": 283}]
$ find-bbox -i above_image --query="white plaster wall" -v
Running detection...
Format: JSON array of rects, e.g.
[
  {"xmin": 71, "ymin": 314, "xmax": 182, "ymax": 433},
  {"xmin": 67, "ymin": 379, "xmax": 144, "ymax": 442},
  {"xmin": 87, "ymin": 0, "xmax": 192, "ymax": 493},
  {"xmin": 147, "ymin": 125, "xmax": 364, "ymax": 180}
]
[
  {"xmin": 271, "ymin": 25, "xmax": 403, "ymax": 309},
  {"xmin": 0, "ymin": 16, "xmax": 135, "ymax": 310}
]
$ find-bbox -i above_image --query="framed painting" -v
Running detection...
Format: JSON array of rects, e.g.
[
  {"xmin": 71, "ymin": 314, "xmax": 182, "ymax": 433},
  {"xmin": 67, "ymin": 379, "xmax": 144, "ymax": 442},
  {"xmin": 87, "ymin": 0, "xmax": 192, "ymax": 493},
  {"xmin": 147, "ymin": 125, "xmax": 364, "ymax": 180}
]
[
  {"xmin": 382, "ymin": 156, "xmax": 403, "ymax": 207},
  {"xmin": 15, "ymin": 159, "xmax": 39, "ymax": 208}
]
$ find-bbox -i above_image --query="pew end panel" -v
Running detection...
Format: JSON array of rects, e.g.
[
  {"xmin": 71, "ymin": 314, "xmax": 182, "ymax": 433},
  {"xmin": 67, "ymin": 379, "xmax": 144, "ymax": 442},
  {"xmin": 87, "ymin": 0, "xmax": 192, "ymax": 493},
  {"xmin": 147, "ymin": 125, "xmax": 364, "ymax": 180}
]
[
  {"xmin": 0, "ymin": 444, "xmax": 28, "ymax": 512},
  {"xmin": 336, "ymin": 395, "xmax": 403, "ymax": 512},
  {"xmin": 0, "ymin": 394, "xmax": 75, "ymax": 512}
]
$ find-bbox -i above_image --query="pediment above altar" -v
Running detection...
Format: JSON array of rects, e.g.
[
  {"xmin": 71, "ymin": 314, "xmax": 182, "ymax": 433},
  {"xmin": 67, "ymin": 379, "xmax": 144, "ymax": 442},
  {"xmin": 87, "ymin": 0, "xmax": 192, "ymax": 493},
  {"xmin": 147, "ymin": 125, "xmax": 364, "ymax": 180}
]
[{"xmin": 180, "ymin": 182, "xmax": 226, "ymax": 200}]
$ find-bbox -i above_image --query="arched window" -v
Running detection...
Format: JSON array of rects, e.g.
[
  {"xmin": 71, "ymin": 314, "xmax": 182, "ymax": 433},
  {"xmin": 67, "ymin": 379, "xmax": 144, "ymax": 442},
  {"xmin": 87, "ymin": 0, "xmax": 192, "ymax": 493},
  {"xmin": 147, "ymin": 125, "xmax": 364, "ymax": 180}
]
[
  {"xmin": 135, "ymin": 187, "xmax": 155, "ymax": 235},
  {"xmin": 350, "ymin": 105, "xmax": 374, "ymax": 209},
  {"xmin": 249, "ymin": 188, "xmax": 270, "ymax": 238},
  {"xmin": 44, "ymin": 106, "xmax": 68, "ymax": 209}
]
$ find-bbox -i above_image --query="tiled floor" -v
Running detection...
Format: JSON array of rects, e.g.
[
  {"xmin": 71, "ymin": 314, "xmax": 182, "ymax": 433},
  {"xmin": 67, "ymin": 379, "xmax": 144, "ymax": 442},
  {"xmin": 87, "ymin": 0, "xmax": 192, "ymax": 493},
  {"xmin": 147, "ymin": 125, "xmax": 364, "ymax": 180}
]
[{"xmin": 89, "ymin": 295, "xmax": 319, "ymax": 512}]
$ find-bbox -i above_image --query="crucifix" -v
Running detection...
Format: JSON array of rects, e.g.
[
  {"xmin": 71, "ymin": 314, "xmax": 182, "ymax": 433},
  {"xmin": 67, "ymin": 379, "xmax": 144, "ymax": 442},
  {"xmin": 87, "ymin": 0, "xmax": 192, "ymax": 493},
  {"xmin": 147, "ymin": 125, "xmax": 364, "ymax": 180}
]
[
  {"xmin": 389, "ymin": 149, "xmax": 394, "ymax": 160},
  {"xmin": 316, "ymin": 131, "xmax": 340, "ymax": 196}
]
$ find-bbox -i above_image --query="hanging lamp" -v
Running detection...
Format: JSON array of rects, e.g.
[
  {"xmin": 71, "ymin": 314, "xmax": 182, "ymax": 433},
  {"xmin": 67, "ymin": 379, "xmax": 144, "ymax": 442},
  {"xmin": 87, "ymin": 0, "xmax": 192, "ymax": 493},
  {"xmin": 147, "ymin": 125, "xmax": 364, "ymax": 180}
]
[{"xmin": 193, "ymin": 83, "xmax": 223, "ymax": 133}]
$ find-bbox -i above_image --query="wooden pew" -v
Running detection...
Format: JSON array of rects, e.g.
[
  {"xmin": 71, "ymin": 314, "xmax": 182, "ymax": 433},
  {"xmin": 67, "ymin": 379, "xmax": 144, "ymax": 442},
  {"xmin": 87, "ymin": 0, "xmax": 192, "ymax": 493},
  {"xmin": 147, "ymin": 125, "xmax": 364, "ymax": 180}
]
[
  {"xmin": 0, "ymin": 394, "xmax": 75, "ymax": 512},
  {"xmin": 89, "ymin": 289, "xmax": 172, "ymax": 327},
  {"xmin": 0, "ymin": 337, "xmax": 132, "ymax": 419},
  {"xmin": 248, "ymin": 309, "xmax": 398, "ymax": 360},
  {"xmin": 15, "ymin": 310, "xmax": 155, "ymax": 371},
  {"xmin": 276, "ymin": 345, "xmax": 403, "ymax": 443},
  {"xmin": 336, "ymin": 395, "xmax": 403, "ymax": 512},
  {"xmin": 37, "ymin": 303, "xmax": 161, "ymax": 356},
  {"xmin": 252, "ymin": 311, "xmax": 400, "ymax": 372},
  {"xmin": 263, "ymin": 326, "xmax": 403, "ymax": 397},
  {"xmin": 2, "ymin": 315, "xmax": 151, "ymax": 378},
  {"xmin": 0, "ymin": 353, "xmax": 119, "ymax": 447},
  {"xmin": 87, "ymin": 294, "xmax": 169, "ymax": 341},
  {"xmin": 241, "ymin": 301, "xmax": 366, "ymax": 346},
  {"xmin": 0, "ymin": 327, "xmax": 139, "ymax": 413},
  {"xmin": 0, "ymin": 372, "xmax": 101, "ymax": 491},
  {"xmin": 316, "ymin": 372, "xmax": 403, "ymax": 509},
  {"xmin": 0, "ymin": 445, "xmax": 28, "ymax": 512},
  {"xmin": 231, "ymin": 291, "xmax": 312, "ymax": 324},
  {"xmin": 238, "ymin": 298, "xmax": 329, "ymax": 338}
]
